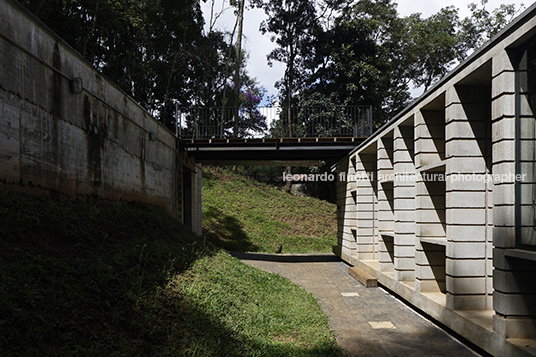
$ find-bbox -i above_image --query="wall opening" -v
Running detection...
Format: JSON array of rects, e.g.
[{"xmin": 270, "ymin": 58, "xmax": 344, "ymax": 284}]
[
  {"xmin": 183, "ymin": 168, "xmax": 193, "ymax": 230},
  {"xmin": 516, "ymin": 39, "xmax": 536, "ymax": 248}
]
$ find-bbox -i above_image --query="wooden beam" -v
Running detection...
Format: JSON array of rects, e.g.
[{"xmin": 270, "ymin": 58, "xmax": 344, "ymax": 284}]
[{"xmin": 348, "ymin": 266, "xmax": 378, "ymax": 287}]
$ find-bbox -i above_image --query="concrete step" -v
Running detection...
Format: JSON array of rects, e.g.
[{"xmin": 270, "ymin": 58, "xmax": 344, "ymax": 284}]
[{"xmin": 348, "ymin": 266, "xmax": 378, "ymax": 287}]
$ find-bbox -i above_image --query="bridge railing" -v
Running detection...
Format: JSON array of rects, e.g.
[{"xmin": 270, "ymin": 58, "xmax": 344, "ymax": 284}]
[{"xmin": 176, "ymin": 106, "xmax": 373, "ymax": 139}]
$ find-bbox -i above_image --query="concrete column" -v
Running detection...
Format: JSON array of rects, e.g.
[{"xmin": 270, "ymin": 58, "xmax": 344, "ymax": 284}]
[
  {"xmin": 393, "ymin": 123, "xmax": 416, "ymax": 281},
  {"xmin": 192, "ymin": 163, "xmax": 203, "ymax": 236},
  {"xmin": 378, "ymin": 134, "xmax": 395, "ymax": 272},
  {"xmin": 334, "ymin": 161, "xmax": 346, "ymax": 257},
  {"xmin": 415, "ymin": 108, "xmax": 447, "ymax": 293},
  {"xmin": 336, "ymin": 159, "xmax": 357, "ymax": 259},
  {"xmin": 492, "ymin": 48, "xmax": 536, "ymax": 338},
  {"xmin": 445, "ymin": 84, "xmax": 492, "ymax": 310},
  {"xmin": 355, "ymin": 150, "xmax": 378, "ymax": 261}
]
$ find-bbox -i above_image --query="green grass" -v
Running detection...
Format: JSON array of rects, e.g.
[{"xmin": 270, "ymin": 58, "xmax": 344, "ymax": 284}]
[
  {"xmin": 172, "ymin": 251, "xmax": 341, "ymax": 356},
  {"xmin": 202, "ymin": 167, "xmax": 338, "ymax": 253},
  {"xmin": 0, "ymin": 190, "xmax": 341, "ymax": 356}
]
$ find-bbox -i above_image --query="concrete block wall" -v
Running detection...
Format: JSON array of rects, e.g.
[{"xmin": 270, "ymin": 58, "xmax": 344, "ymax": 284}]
[
  {"xmin": 192, "ymin": 163, "xmax": 203, "ymax": 236},
  {"xmin": 417, "ymin": 242, "xmax": 447, "ymax": 293},
  {"xmin": 492, "ymin": 45, "xmax": 536, "ymax": 339},
  {"xmin": 0, "ymin": 0, "xmax": 201, "ymax": 234},
  {"xmin": 415, "ymin": 108, "xmax": 445, "ymax": 168},
  {"xmin": 378, "ymin": 134, "xmax": 395, "ymax": 233},
  {"xmin": 516, "ymin": 47, "xmax": 536, "ymax": 244},
  {"xmin": 445, "ymin": 82, "xmax": 493, "ymax": 310},
  {"xmin": 415, "ymin": 106, "xmax": 447, "ymax": 293},
  {"xmin": 335, "ymin": 159, "xmax": 358, "ymax": 258},
  {"xmin": 334, "ymin": 5, "xmax": 536, "ymax": 353},
  {"xmin": 355, "ymin": 150, "xmax": 378, "ymax": 260},
  {"xmin": 377, "ymin": 133, "xmax": 395, "ymax": 272},
  {"xmin": 393, "ymin": 123, "xmax": 416, "ymax": 281},
  {"xmin": 335, "ymin": 161, "xmax": 346, "ymax": 256}
]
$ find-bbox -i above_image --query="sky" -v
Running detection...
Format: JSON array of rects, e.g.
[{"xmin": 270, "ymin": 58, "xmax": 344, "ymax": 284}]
[{"xmin": 201, "ymin": 0, "xmax": 531, "ymax": 101}]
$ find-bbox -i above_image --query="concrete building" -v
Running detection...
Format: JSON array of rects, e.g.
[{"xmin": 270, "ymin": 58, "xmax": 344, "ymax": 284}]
[{"xmin": 334, "ymin": 4, "xmax": 536, "ymax": 356}]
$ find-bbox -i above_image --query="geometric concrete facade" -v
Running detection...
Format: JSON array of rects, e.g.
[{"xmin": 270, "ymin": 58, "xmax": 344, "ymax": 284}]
[{"xmin": 334, "ymin": 4, "xmax": 536, "ymax": 356}]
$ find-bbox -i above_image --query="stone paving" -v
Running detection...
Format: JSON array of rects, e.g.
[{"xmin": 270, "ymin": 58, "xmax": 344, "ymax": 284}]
[{"xmin": 230, "ymin": 252, "xmax": 482, "ymax": 357}]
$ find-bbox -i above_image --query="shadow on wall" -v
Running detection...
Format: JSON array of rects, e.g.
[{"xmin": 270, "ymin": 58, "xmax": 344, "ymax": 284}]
[{"xmin": 203, "ymin": 206, "xmax": 259, "ymax": 252}]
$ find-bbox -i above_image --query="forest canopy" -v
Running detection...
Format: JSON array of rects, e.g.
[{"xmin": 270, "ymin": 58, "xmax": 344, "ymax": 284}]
[{"xmin": 20, "ymin": 0, "xmax": 523, "ymax": 132}]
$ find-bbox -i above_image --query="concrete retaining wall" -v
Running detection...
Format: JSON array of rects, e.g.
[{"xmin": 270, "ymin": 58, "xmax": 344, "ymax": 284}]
[{"xmin": 0, "ymin": 0, "xmax": 201, "ymax": 234}]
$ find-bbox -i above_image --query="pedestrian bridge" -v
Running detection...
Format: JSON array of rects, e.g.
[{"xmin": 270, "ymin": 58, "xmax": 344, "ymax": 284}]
[{"xmin": 178, "ymin": 106, "xmax": 372, "ymax": 165}]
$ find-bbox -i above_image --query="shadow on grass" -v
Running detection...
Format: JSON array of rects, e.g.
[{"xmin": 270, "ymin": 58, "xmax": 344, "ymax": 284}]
[
  {"xmin": 151, "ymin": 288, "xmax": 341, "ymax": 356},
  {"xmin": 0, "ymin": 191, "xmax": 217, "ymax": 355},
  {"xmin": 203, "ymin": 206, "xmax": 259, "ymax": 252},
  {"xmin": 0, "ymin": 191, "xmax": 341, "ymax": 356}
]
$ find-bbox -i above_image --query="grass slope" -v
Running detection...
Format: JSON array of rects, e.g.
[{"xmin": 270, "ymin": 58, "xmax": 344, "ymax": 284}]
[
  {"xmin": 202, "ymin": 167, "xmax": 338, "ymax": 253},
  {"xmin": 0, "ymin": 190, "xmax": 341, "ymax": 356}
]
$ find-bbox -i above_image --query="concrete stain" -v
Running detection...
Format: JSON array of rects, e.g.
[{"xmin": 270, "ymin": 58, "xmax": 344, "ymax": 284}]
[
  {"xmin": 84, "ymin": 96, "xmax": 105, "ymax": 189},
  {"xmin": 140, "ymin": 135, "xmax": 146, "ymax": 194},
  {"xmin": 1, "ymin": 1, "xmax": 193, "ymax": 222},
  {"xmin": 52, "ymin": 43, "xmax": 62, "ymax": 118}
]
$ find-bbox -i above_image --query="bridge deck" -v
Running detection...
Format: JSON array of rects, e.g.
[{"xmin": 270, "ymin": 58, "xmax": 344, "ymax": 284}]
[{"xmin": 182, "ymin": 137, "xmax": 366, "ymax": 166}]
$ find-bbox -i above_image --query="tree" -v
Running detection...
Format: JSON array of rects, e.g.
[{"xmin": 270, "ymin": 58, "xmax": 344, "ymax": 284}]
[
  {"xmin": 233, "ymin": 0, "xmax": 246, "ymax": 137},
  {"xmin": 20, "ymin": 0, "xmax": 240, "ymax": 132},
  {"xmin": 254, "ymin": 0, "xmax": 321, "ymax": 136},
  {"xmin": 459, "ymin": 0, "xmax": 523, "ymax": 52},
  {"xmin": 301, "ymin": 0, "xmax": 412, "ymax": 124},
  {"xmin": 253, "ymin": 0, "xmax": 322, "ymax": 191},
  {"xmin": 405, "ymin": 7, "xmax": 462, "ymax": 92},
  {"xmin": 297, "ymin": 0, "xmax": 524, "ymax": 124},
  {"xmin": 180, "ymin": 81, "xmax": 267, "ymax": 138},
  {"xmin": 406, "ymin": 1, "xmax": 523, "ymax": 92}
]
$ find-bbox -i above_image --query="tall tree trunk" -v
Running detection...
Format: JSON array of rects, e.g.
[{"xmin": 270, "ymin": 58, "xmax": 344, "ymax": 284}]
[
  {"xmin": 220, "ymin": 15, "xmax": 238, "ymax": 137},
  {"xmin": 285, "ymin": 74, "xmax": 293, "ymax": 193},
  {"xmin": 285, "ymin": 166, "xmax": 292, "ymax": 193},
  {"xmin": 284, "ymin": 1, "xmax": 294, "ymax": 193},
  {"xmin": 82, "ymin": 0, "xmax": 100, "ymax": 59},
  {"xmin": 233, "ymin": 0, "xmax": 245, "ymax": 138}
]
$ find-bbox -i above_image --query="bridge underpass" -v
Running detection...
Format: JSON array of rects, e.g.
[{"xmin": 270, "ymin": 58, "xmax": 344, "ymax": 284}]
[{"xmin": 182, "ymin": 137, "xmax": 367, "ymax": 166}]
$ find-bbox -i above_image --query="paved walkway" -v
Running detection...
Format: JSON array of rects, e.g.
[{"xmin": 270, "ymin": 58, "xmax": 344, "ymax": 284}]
[{"xmin": 231, "ymin": 252, "xmax": 481, "ymax": 357}]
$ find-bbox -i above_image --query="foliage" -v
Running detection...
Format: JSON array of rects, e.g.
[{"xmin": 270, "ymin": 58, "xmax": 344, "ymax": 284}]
[
  {"xmin": 253, "ymin": 0, "xmax": 322, "ymax": 136},
  {"xmin": 174, "ymin": 250, "xmax": 342, "ymax": 356},
  {"xmin": 0, "ymin": 190, "xmax": 341, "ymax": 356},
  {"xmin": 19, "ymin": 0, "xmax": 524, "ymax": 132},
  {"xmin": 256, "ymin": 0, "xmax": 524, "ymax": 127},
  {"xmin": 180, "ymin": 82, "xmax": 268, "ymax": 138},
  {"xmin": 202, "ymin": 166, "xmax": 338, "ymax": 253},
  {"xmin": 269, "ymin": 93, "xmax": 361, "ymax": 137},
  {"xmin": 223, "ymin": 82, "xmax": 268, "ymax": 137},
  {"xmin": 403, "ymin": 6, "xmax": 463, "ymax": 92},
  {"xmin": 302, "ymin": 0, "xmax": 409, "ymax": 125},
  {"xmin": 460, "ymin": 0, "xmax": 523, "ymax": 51},
  {"xmin": 20, "ymin": 0, "xmax": 264, "ymax": 132}
]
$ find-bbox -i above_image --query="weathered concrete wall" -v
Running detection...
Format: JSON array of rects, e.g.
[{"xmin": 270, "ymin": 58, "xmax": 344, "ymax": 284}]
[{"xmin": 0, "ymin": 0, "xmax": 201, "ymax": 234}]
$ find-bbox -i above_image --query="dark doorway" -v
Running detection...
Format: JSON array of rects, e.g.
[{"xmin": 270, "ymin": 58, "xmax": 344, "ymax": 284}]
[{"xmin": 183, "ymin": 168, "xmax": 193, "ymax": 229}]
